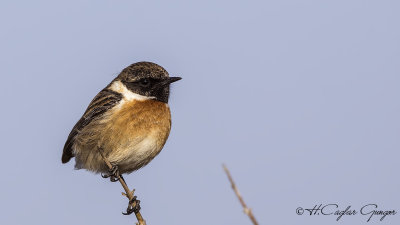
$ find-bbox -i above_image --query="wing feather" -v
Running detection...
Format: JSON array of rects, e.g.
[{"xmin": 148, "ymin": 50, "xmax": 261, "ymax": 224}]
[{"xmin": 62, "ymin": 88, "xmax": 122, "ymax": 163}]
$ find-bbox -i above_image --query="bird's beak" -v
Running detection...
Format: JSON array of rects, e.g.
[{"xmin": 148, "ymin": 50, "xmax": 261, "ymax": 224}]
[
  {"xmin": 153, "ymin": 77, "xmax": 182, "ymax": 91},
  {"xmin": 161, "ymin": 77, "xmax": 182, "ymax": 86},
  {"xmin": 167, "ymin": 77, "xmax": 182, "ymax": 84}
]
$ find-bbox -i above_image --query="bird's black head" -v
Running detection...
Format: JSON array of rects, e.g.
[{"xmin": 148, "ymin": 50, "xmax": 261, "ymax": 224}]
[{"xmin": 117, "ymin": 62, "xmax": 181, "ymax": 103}]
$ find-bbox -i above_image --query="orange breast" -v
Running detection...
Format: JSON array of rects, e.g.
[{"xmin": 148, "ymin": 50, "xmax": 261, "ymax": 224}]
[
  {"xmin": 73, "ymin": 98, "xmax": 172, "ymax": 173},
  {"xmin": 99, "ymin": 99, "xmax": 171, "ymax": 171},
  {"xmin": 103, "ymin": 99, "xmax": 171, "ymax": 145}
]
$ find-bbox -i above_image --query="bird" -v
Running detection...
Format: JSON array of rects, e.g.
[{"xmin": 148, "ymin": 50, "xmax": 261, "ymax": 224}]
[{"xmin": 62, "ymin": 61, "xmax": 181, "ymax": 179}]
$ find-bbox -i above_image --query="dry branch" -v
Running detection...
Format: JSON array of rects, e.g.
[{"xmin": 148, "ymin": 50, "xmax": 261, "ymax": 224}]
[
  {"xmin": 98, "ymin": 148, "xmax": 146, "ymax": 225},
  {"xmin": 223, "ymin": 164, "xmax": 259, "ymax": 225}
]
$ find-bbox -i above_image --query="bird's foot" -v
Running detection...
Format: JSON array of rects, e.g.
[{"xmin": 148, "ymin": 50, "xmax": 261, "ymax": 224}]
[
  {"xmin": 122, "ymin": 196, "xmax": 141, "ymax": 215},
  {"xmin": 101, "ymin": 164, "xmax": 120, "ymax": 182}
]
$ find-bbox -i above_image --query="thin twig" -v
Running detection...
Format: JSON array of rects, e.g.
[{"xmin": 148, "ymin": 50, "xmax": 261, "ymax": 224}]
[
  {"xmin": 223, "ymin": 164, "xmax": 259, "ymax": 225},
  {"xmin": 98, "ymin": 148, "xmax": 146, "ymax": 225}
]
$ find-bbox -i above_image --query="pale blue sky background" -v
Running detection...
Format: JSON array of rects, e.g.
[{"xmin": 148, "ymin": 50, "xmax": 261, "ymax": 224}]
[{"xmin": 0, "ymin": 1, "xmax": 399, "ymax": 225}]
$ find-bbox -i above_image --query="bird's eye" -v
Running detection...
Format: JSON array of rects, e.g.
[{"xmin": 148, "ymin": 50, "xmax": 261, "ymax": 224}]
[{"xmin": 139, "ymin": 78, "xmax": 150, "ymax": 87}]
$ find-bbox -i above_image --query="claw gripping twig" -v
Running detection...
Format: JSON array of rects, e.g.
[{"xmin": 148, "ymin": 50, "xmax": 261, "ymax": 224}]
[{"xmin": 98, "ymin": 147, "xmax": 146, "ymax": 225}]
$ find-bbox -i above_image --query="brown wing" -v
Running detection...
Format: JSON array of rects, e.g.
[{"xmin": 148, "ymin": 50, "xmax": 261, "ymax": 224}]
[{"xmin": 62, "ymin": 88, "xmax": 122, "ymax": 163}]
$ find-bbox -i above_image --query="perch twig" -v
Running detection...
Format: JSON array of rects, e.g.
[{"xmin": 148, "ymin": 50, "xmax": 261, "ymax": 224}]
[
  {"xmin": 98, "ymin": 148, "xmax": 146, "ymax": 225},
  {"xmin": 223, "ymin": 164, "xmax": 259, "ymax": 225}
]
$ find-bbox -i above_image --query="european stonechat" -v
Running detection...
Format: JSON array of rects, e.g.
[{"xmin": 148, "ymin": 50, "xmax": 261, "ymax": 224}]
[{"xmin": 62, "ymin": 62, "xmax": 181, "ymax": 177}]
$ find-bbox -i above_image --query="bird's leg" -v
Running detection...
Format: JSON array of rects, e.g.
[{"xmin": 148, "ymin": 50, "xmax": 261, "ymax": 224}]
[
  {"xmin": 101, "ymin": 164, "xmax": 120, "ymax": 182},
  {"xmin": 123, "ymin": 196, "xmax": 141, "ymax": 215}
]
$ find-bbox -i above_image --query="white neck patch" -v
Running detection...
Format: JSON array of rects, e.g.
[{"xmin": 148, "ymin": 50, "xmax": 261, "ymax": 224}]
[{"xmin": 109, "ymin": 80, "xmax": 155, "ymax": 101}]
